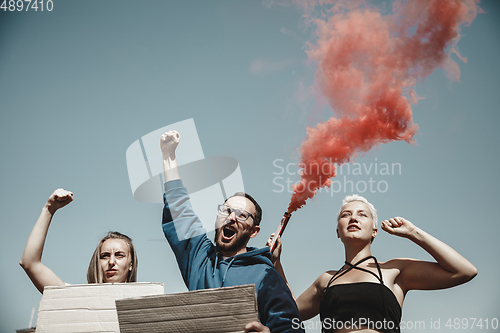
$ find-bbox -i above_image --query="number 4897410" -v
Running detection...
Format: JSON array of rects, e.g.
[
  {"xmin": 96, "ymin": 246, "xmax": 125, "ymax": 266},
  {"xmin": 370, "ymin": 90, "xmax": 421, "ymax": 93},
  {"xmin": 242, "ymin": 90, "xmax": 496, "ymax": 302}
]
[
  {"xmin": 445, "ymin": 318, "xmax": 499, "ymax": 330},
  {"xmin": 1, "ymin": 0, "xmax": 54, "ymax": 11}
]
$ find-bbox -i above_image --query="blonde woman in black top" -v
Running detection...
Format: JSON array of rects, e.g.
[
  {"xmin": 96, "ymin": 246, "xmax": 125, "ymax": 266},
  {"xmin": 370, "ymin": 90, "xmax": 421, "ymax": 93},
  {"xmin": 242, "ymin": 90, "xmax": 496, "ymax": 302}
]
[{"xmin": 270, "ymin": 194, "xmax": 477, "ymax": 333}]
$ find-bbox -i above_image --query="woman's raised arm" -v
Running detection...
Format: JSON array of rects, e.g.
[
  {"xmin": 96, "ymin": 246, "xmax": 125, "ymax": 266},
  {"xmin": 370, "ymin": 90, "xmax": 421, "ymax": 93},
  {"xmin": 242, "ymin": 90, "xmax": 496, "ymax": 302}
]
[
  {"xmin": 382, "ymin": 217, "xmax": 477, "ymax": 292},
  {"xmin": 20, "ymin": 189, "xmax": 73, "ymax": 293}
]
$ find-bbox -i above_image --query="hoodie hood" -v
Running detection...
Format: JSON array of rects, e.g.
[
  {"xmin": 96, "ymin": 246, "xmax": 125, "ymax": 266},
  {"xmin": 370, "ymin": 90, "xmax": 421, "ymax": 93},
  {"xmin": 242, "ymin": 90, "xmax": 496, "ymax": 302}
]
[
  {"xmin": 231, "ymin": 247, "xmax": 273, "ymax": 265},
  {"xmin": 209, "ymin": 246, "xmax": 273, "ymax": 267},
  {"xmin": 208, "ymin": 246, "xmax": 274, "ymax": 286}
]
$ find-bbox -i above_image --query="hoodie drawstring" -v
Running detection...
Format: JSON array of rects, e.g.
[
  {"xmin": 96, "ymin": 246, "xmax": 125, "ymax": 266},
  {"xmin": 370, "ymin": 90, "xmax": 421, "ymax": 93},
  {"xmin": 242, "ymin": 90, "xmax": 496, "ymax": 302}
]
[
  {"xmin": 222, "ymin": 257, "xmax": 236, "ymax": 286},
  {"xmin": 213, "ymin": 255, "xmax": 219, "ymax": 278}
]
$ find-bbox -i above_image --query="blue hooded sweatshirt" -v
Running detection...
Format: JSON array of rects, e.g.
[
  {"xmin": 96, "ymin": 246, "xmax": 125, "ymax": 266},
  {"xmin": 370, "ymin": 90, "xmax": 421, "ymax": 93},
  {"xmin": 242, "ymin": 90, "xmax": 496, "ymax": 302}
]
[{"xmin": 163, "ymin": 179, "xmax": 304, "ymax": 333}]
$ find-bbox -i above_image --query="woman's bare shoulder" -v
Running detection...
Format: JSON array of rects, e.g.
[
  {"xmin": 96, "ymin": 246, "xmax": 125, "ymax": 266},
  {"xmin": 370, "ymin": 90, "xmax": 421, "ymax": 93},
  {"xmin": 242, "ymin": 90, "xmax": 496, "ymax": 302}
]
[
  {"xmin": 380, "ymin": 257, "xmax": 419, "ymax": 269},
  {"xmin": 314, "ymin": 270, "xmax": 338, "ymax": 289}
]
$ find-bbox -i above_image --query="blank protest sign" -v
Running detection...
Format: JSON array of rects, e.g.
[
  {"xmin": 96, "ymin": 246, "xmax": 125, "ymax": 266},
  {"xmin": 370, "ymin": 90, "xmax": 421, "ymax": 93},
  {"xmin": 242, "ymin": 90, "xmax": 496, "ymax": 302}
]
[
  {"xmin": 116, "ymin": 284, "xmax": 258, "ymax": 333},
  {"xmin": 35, "ymin": 283, "xmax": 164, "ymax": 333}
]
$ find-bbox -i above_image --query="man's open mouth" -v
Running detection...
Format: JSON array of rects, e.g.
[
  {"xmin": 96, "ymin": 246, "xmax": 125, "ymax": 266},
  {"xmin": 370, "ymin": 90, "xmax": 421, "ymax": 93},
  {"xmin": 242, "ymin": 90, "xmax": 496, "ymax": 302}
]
[{"xmin": 222, "ymin": 226, "xmax": 236, "ymax": 240}]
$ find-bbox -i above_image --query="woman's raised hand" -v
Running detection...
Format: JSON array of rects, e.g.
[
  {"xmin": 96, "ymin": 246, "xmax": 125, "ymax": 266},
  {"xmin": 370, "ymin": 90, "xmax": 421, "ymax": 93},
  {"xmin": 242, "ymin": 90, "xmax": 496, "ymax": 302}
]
[
  {"xmin": 46, "ymin": 188, "xmax": 73, "ymax": 214},
  {"xmin": 381, "ymin": 217, "xmax": 416, "ymax": 238}
]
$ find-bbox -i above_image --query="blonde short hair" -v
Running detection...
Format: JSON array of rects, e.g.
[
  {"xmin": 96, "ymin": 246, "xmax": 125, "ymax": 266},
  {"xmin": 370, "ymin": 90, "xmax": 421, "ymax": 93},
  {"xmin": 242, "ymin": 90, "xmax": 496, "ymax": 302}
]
[{"xmin": 337, "ymin": 194, "xmax": 378, "ymax": 229}]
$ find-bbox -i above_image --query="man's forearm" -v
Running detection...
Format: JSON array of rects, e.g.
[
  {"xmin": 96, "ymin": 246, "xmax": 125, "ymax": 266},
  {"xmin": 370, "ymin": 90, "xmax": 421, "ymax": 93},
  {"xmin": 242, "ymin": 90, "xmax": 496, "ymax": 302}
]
[{"xmin": 163, "ymin": 156, "xmax": 180, "ymax": 182}]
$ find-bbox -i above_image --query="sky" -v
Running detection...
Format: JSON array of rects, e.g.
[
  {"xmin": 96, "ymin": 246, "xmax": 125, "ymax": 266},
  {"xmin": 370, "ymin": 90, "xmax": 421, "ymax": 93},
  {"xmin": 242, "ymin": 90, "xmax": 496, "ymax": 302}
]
[{"xmin": 1, "ymin": 1, "xmax": 499, "ymax": 332}]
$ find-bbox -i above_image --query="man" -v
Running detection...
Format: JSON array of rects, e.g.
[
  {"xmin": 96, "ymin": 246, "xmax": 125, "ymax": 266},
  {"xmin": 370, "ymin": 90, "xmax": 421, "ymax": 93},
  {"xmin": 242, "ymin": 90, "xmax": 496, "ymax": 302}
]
[{"xmin": 160, "ymin": 130, "xmax": 304, "ymax": 333}]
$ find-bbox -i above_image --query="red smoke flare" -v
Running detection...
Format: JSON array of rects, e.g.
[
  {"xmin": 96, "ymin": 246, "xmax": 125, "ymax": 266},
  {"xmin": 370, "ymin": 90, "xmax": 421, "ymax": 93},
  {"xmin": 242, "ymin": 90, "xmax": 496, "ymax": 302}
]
[{"xmin": 288, "ymin": 0, "xmax": 480, "ymax": 213}]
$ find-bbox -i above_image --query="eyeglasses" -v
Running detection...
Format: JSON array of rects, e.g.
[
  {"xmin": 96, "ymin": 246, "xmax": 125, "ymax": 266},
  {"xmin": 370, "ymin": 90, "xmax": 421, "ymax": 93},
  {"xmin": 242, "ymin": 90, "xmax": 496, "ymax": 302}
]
[{"xmin": 217, "ymin": 204, "xmax": 255, "ymax": 222}]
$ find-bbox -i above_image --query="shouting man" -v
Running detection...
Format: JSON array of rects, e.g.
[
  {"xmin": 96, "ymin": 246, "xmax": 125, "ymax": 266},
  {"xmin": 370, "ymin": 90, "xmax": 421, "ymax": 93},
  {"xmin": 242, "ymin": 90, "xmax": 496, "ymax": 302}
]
[{"xmin": 160, "ymin": 130, "xmax": 303, "ymax": 333}]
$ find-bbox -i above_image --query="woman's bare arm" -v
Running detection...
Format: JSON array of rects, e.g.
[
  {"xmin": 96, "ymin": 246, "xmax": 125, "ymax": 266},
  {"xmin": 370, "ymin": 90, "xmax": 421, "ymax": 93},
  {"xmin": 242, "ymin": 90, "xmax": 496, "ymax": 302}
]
[
  {"xmin": 20, "ymin": 189, "xmax": 73, "ymax": 293},
  {"xmin": 382, "ymin": 217, "xmax": 477, "ymax": 292}
]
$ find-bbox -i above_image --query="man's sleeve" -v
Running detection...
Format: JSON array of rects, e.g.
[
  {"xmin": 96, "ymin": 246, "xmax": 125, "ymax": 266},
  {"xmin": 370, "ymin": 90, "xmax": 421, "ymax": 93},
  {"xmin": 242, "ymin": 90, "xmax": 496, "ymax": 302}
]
[
  {"xmin": 162, "ymin": 179, "xmax": 211, "ymax": 286},
  {"xmin": 257, "ymin": 269, "xmax": 306, "ymax": 333}
]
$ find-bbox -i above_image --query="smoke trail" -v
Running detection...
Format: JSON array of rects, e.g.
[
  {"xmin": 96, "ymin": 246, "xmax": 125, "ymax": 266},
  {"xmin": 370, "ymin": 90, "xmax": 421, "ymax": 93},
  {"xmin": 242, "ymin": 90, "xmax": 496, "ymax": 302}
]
[{"xmin": 288, "ymin": 0, "xmax": 480, "ymax": 212}]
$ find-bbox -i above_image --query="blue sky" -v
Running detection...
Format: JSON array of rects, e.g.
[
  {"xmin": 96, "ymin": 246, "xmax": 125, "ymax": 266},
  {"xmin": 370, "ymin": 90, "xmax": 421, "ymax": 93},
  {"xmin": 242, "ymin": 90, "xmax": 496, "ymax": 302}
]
[{"xmin": 1, "ymin": 1, "xmax": 499, "ymax": 332}]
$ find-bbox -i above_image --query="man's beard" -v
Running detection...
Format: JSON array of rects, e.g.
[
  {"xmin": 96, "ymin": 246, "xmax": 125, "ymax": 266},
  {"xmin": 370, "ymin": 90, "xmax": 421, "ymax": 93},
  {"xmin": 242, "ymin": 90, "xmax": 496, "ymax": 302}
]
[{"xmin": 214, "ymin": 227, "xmax": 252, "ymax": 255}]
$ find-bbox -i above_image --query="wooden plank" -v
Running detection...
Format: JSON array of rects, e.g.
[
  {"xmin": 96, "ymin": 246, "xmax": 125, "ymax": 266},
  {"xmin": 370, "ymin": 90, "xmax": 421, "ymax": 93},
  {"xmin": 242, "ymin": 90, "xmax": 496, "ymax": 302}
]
[{"xmin": 116, "ymin": 284, "xmax": 258, "ymax": 333}]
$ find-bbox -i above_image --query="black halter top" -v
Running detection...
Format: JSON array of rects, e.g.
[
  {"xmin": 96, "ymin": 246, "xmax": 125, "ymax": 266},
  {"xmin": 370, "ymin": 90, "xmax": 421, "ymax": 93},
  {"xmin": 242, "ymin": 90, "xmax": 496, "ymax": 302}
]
[{"xmin": 319, "ymin": 256, "xmax": 402, "ymax": 333}]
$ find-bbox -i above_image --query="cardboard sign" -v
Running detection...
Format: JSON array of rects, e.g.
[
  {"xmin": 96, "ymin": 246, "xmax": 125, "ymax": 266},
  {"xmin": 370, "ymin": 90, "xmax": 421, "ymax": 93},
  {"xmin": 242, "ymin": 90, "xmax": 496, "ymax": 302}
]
[
  {"xmin": 35, "ymin": 282, "xmax": 164, "ymax": 333},
  {"xmin": 116, "ymin": 284, "xmax": 258, "ymax": 333}
]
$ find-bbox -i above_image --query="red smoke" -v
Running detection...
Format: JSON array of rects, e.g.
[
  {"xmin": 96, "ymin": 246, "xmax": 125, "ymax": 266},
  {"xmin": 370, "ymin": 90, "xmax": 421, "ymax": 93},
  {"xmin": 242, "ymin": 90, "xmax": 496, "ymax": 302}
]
[{"xmin": 288, "ymin": 0, "xmax": 480, "ymax": 213}]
